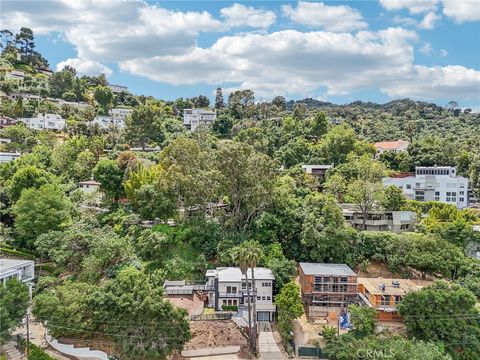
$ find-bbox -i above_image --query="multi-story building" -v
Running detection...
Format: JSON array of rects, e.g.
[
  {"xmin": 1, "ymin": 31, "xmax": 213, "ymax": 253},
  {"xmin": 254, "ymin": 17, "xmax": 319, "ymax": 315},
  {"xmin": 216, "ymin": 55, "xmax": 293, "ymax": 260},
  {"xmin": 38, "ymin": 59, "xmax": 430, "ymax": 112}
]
[
  {"xmin": 358, "ymin": 277, "xmax": 432, "ymax": 321},
  {"xmin": 19, "ymin": 113, "xmax": 65, "ymax": 131},
  {"xmin": 109, "ymin": 108, "xmax": 133, "ymax": 122},
  {"xmin": 205, "ymin": 267, "xmax": 276, "ymax": 322},
  {"xmin": 0, "ymin": 259, "xmax": 35, "ymax": 294},
  {"xmin": 298, "ymin": 263, "xmax": 358, "ymax": 317},
  {"xmin": 373, "ymin": 140, "xmax": 409, "ymax": 158},
  {"xmin": 183, "ymin": 109, "xmax": 216, "ymax": 131},
  {"xmin": 341, "ymin": 204, "xmax": 416, "ymax": 233},
  {"xmin": 163, "ymin": 267, "xmax": 276, "ymax": 322},
  {"xmin": 92, "ymin": 115, "xmax": 125, "ymax": 130},
  {"xmin": 0, "ymin": 152, "xmax": 21, "ymax": 163},
  {"xmin": 383, "ymin": 166, "xmax": 469, "ymax": 209}
]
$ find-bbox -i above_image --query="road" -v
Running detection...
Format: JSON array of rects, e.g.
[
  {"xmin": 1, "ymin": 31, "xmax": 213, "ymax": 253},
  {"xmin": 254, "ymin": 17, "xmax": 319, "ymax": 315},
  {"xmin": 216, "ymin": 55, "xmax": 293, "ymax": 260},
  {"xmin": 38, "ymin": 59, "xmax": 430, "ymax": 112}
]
[{"xmin": 258, "ymin": 323, "xmax": 284, "ymax": 360}]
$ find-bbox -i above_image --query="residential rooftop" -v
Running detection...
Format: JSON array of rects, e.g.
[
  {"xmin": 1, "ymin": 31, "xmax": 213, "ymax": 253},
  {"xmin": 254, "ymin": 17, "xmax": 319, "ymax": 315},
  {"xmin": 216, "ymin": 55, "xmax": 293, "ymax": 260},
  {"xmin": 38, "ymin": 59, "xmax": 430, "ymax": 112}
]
[
  {"xmin": 207, "ymin": 267, "xmax": 275, "ymax": 281},
  {"xmin": 358, "ymin": 277, "xmax": 432, "ymax": 296},
  {"xmin": 299, "ymin": 263, "xmax": 356, "ymax": 276},
  {"xmin": 0, "ymin": 258, "xmax": 34, "ymax": 276},
  {"xmin": 374, "ymin": 140, "xmax": 409, "ymax": 150}
]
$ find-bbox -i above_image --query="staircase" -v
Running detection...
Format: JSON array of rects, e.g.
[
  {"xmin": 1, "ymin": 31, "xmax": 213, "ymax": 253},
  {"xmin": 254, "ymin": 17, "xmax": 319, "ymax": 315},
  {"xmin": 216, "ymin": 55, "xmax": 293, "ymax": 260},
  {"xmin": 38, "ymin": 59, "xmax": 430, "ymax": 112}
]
[
  {"xmin": 1, "ymin": 341, "xmax": 23, "ymax": 360},
  {"xmin": 232, "ymin": 315, "xmax": 249, "ymax": 328}
]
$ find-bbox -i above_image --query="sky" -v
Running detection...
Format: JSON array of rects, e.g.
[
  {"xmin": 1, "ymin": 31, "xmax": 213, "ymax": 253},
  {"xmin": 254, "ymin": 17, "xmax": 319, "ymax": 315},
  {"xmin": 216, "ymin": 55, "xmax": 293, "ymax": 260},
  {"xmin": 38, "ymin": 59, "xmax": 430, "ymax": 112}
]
[{"xmin": 1, "ymin": 0, "xmax": 479, "ymax": 107}]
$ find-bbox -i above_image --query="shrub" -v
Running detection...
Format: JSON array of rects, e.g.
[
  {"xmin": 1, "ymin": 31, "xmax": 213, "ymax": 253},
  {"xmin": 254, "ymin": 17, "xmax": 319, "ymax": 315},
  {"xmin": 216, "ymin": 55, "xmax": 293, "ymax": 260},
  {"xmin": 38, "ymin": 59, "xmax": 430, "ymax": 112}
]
[{"xmin": 221, "ymin": 305, "xmax": 238, "ymax": 312}]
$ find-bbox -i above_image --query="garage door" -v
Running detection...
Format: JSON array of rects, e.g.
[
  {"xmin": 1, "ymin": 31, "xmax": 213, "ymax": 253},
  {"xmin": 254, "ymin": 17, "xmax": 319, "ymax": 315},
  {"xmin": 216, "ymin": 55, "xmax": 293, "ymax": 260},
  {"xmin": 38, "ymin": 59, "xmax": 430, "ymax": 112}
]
[{"xmin": 257, "ymin": 311, "xmax": 270, "ymax": 321}]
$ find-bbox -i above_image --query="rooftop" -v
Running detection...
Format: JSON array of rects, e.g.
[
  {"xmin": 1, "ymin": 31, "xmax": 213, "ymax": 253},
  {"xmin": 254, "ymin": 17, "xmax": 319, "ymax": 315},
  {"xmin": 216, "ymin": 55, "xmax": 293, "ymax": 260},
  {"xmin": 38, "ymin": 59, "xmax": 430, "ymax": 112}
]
[
  {"xmin": 78, "ymin": 180, "xmax": 101, "ymax": 185},
  {"xmin": 0, "ymin": 258, "xmax": 34, "ymax": 276},
  {"xmin": 299, "ymin": 263, "xmax": 356, "ymax": 276},
  {"xmin": 358, "ymin": 277, "xmax": 432, "ymax": 296},
  {"xmin": 207, "ymin": 267, "xmax": 275, "ymax": 281},
  {"xmin": 374, "ymin": 140, "xmax": 409, "ymax": 150}
]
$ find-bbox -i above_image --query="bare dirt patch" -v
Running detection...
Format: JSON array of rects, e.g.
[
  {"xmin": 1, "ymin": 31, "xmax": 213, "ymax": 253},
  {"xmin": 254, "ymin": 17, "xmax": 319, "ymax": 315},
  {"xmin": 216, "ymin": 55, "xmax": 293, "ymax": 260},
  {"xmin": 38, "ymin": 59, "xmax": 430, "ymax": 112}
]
[{"xmin": 183, "ymin": 320, "xmax": 250, "ymax": 358}]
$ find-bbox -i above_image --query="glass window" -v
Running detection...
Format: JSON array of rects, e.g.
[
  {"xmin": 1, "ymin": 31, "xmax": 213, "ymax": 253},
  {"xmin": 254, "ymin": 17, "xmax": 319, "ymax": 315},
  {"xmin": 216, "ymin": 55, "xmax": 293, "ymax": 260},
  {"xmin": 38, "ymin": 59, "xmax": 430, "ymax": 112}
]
[
  {"xmin": 406, "ymin": 184, "xmax": 411, "ymax": 189},
  {"xmin": 460, "ymin": 197, "xmax": 464, "ymax": 202}
]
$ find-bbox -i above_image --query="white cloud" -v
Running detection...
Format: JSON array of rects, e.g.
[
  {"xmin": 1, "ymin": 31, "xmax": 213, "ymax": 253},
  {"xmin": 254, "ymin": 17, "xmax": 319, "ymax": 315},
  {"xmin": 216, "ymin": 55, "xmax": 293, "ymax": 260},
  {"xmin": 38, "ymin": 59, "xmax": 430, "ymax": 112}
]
[
  {"xmin": 55, "ymin": 58, "xmax": 112, "ymax": 77},
  {"xmin": 220, "ymin": 3, "xmax": 276, "ymax": 29},
  {"xmin": 1, "ymin": 0, "xmax": 223, "ymax": 62},
  {"xmin": 379, "ymin": 0, "xmax": 439, "ymax": 14},
  {"xmin": 381, "ymin": 65, "xmax": 480, "ymax": 100},
  {"xmin": 419, "ymin": 42, "xmax": 433, "ymax": 54},
  {"xmin": 419, "ymin": 11, "xmax": 441, "ymax": 29},
  {"xmin": 442, "ymin": 0, "xmax": 480, "ymax": 23},
  {"xmin": 282, "ymin": 1, "xmax": 368, "ymax": 32},
  {"xmin": 440, "ymin": 48, "xmax": 449, "ymax": 56}
]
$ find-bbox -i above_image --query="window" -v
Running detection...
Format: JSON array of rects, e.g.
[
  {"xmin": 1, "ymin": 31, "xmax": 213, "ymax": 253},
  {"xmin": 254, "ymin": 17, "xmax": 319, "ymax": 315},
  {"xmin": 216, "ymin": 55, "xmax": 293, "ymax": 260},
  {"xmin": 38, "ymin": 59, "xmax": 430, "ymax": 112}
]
[
  {"xmin": 394, "ymin": 296, "xmax": 402, "ymax": 304},
  {"xmin": 262, "ymin": 296, "xmax": 266, "ymax": 300},
  {"xmin": 400, "ymin": 224, "xmax": 410, "ymax": 230},
  {"xmin": 266, "ymin": 296, "xmax": 271, "ymax": 301},
  {"xmin": 340, "ymin": 277, "xmax": 348, "ymax": 283},
  {"xmin": 435, "ymin": 191, "xmax": 440, "ymax": 196},
  {"xmin": 242, "ymin": 282, "xmax": 246, "ymax": 289},
  {"xmin": 381, "ymin": 295, "xmax": 390, "ymax": 306},
  {"xmin": 460, "ymin": 197, "xmax": 464, "ymax": 202},
  {"xmin": 223, "ymin": 300, "xmax": 227, "ymax": 305},
  {"xmin": 257, "ymin": 296, "xmax": 261, "ymax": 300},
  {"xmin": 435, "ymin": 197, "xmax": 440, "ymax": 201},
  {"xmin": 226, "ymin": 286, "xmax": 237, "ymax": 294},
  {"xmin": 232, "ymin": 299, "xmax": 237, "ymax": 305},
  {"xmin": 460, "ymin": 191, "xmax": 465, "ymax": 195},
  {"xmin": 228, "ymin": 299, "xmax": 232, "ymax": 305},
  {"xmin": 406, "ymin": 184, "xmax": 411, "ymax": 189},
  {"xmin": 452, "ymin": 192, "xmax": 457, "ymax": 196}
]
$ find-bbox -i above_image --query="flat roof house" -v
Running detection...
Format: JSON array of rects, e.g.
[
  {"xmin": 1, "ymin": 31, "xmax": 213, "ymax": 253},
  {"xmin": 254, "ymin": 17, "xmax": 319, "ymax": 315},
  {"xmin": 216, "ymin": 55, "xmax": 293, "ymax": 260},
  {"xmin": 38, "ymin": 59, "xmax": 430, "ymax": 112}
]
[
  {"xmin": 0, "ymin": 258, "xmax": 35, "ymax": 294},
  {"xmin": 298, "ymin": 263, "xmax": 358, "ymax": 318},
  {"xmin": 374, "ymin": 140, "xmax": 409, "ymax": 158},
  {"xmin": 358, "ymin": 277, "xmax": 432, "ymax": 321},
  {"xmin": 183, "ymin": 109, "xmax": 216, "ymax": 131},
  {"xmin": 206, "ymin": 267, "xmax": 276, "ymax": 322},
  {"xmin": 0, "ymin": 152, "xmax": 21, "ymax": 163},
  {"xmin": 340, "ymin": 204, "xmax": 416, "ymax": 233},
  {"xmin": 383, "ymin": 166, "xmax": 469, "ymax": 209}
]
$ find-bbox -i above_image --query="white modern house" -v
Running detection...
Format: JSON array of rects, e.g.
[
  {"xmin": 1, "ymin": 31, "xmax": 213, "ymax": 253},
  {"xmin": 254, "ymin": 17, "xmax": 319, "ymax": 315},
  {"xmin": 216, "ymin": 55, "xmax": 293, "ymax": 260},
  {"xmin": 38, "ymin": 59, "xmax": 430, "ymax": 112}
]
[
  {"xmin": 109, "ymin": 108, "xmax": 133, "ymax": 122},
  {"xmin": 205, "ymin": 267, "xmax": 276, "ymax": 322},
  {"xmin": 340, "ymin": 204, "xmax": 416, "ymax": 233},
  {"xmin": 183, "ymin": 109, "xmax": 216, "ymax": 131},
  {"xmin": 20, "ymin": 113, "xmax": 65, "ymax": 131},
  {"xmin": 92, "ymin": 115, "xmax": 125, "ymax": 130},
  {"xmin": 0, "ymin": 259, "xmax": 35, "ymax": 294},
  {"xmin": 0, "ymin": 152, "xmax": 21, "ymax": 163},
  {"xmin": 383, "ymin": 166, "xmax": 469, "ymax": 209},
  {"xmin": 374, "ymin": 140, "xmax": 409, "ymax": 158},
  {"xmin": 302, "ymin": 164, "xmax": 333, "ymax": 178}
]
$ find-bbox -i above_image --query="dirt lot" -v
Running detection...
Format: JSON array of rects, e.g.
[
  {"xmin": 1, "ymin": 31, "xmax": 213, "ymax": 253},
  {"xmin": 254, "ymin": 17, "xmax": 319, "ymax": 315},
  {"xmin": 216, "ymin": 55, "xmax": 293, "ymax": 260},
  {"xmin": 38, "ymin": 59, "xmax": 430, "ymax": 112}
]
[
  {"xmin": 183, "ymin": 320, "xmax": 250, "ymax": 358},
  {"xmin": 356, "ymin": 261, "xmax": 399, "ymax": 278}
]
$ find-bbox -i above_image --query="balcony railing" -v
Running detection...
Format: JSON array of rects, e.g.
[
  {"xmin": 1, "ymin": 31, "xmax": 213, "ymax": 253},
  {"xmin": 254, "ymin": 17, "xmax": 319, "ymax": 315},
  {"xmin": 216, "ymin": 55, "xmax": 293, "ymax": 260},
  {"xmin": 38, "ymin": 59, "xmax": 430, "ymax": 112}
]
[{"xmin": 218, "ymin": 292, "xmax": 245, "ymax": 298}]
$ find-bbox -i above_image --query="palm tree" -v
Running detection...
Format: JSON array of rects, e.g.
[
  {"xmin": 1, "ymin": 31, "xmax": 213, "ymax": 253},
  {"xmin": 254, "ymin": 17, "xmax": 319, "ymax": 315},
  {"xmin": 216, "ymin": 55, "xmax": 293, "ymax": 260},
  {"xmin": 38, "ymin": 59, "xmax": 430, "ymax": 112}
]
[
  {"xmin": 231, "ymin": 247, "xmax": 254, "ymax": 354},
  {"xmin": 235, "ymin": 240, "xmax": 263, "ymax": 353}
]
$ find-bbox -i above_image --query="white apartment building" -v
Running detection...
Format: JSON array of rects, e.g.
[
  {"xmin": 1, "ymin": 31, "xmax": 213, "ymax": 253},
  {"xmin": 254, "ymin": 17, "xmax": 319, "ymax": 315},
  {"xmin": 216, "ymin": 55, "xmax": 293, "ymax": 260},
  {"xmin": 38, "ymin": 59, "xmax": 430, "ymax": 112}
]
[
  {"xmin": 205, "ymin": 267, "xmax": 276, "ymax": 322},
  {"xmin": 109, "ymin": 108, "xmax": 133, "ymax": 122},
  {"xmin": 0, "ymin": 152, "xmax": 21, "ymax": 163},
  {"xmin": 20, "ymin": 113, "xmax": 65, "ymax": 131},
  {"xmin": 383, "ymin": 166, "xmax": 469, "ymax": 209},
  {"xmin": 0, "ymin": 259, "xmax": 35, "ymax": 293},
  {"xmin": 92, "ymin": 115, "xmax": 125, "ymax": 130},
  {"xmin": 183, "ymin": 109, "xmax": 216, "ymax": 131}
]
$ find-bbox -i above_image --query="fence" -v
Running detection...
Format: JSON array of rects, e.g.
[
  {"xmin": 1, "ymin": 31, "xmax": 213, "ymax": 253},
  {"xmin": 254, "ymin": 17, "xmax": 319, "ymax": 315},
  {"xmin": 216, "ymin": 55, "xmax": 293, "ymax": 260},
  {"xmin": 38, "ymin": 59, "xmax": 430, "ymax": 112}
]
[
  {"xmin": 296, "ymin": 345, "xmax": 323, "ymax": 358},
  {"xmin": 190, "ymin": 312, "xmax": 233, "ymax": 321}
]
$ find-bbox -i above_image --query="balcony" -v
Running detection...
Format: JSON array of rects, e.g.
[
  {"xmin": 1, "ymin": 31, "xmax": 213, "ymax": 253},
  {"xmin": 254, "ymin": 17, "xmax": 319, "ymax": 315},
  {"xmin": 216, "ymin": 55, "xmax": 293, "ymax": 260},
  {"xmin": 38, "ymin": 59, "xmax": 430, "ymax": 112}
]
[{"xmin": 218, "ymin": 292, "xmax": 244, "ymax": 298}]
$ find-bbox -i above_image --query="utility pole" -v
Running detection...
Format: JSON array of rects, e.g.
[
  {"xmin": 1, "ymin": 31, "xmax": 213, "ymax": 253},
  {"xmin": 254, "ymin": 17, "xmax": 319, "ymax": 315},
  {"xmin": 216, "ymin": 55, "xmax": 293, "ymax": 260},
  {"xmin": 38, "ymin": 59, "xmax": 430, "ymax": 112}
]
[{"xmin": 26, "ymin": 312, "xmax": 30, "ymax": 357}]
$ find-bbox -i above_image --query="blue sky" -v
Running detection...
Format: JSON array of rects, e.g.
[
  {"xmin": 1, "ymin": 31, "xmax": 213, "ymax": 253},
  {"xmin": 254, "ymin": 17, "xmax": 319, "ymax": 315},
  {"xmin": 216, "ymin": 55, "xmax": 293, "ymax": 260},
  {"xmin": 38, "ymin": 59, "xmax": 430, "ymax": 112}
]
[{"xmin": 2, "ymin": 0, "xmax": 479, "ymax": 107}]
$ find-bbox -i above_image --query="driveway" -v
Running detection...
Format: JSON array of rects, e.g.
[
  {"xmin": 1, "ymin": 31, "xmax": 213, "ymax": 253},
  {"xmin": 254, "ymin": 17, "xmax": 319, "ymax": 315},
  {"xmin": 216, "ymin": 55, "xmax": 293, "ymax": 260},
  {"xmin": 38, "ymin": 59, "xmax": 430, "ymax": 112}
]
[{"xmin": 258, "ymin": 323, "xmax": 284, "ymax": 360}]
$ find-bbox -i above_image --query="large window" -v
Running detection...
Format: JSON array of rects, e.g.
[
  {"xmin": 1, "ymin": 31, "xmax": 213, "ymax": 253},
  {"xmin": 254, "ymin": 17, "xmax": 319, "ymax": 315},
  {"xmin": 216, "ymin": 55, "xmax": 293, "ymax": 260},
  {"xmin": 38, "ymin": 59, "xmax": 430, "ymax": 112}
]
[
  {"xmin": 226, "ymin": 286, "xmax": 237, "ymax": 294},
  {"xmin": 381, "ymin": 295, "xmax": 390, "ymax": 306}
]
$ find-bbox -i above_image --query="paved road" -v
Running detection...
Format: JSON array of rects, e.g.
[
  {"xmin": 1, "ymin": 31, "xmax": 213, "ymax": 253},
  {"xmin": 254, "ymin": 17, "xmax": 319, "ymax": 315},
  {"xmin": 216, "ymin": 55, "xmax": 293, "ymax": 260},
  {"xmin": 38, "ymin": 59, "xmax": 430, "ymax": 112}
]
[{"xmin": 258, "ymin": 328, "xmax": 284, "ymax": 360}]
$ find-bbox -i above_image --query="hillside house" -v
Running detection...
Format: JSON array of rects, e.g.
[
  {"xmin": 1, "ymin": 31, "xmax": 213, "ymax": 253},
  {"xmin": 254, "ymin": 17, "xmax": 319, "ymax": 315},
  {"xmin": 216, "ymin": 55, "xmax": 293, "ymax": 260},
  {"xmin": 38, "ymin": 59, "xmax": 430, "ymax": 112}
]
[
  {"xmin": 0, "ymin": 258, "xmax": 35, "ymax": 294},
  {"xmin": 341, "ymin": 204, "xmax": 416, "ymax": 233},
  {"xmin": 183, "ymin": 109, "xmax": 216, "ymax": 131},
  {"xmin": 19, "ymin": 113, "xmax": 65, "ymax": 131},
  {"xmin": 298, "ymin": 263, "xmax": 358, "ymax": 318},
  {"xmin": 0, "ymin": 152, "xmax": 21, "ymax": 163},
  {"xmin": 383, "ymin": 166, "xmax": 469, "ymax": 209},
  {"xmin": 374, "ymin": 140, "xmax": 409, "ymax": 158},
  {"xmin": 358, "ymin": 277, "xmax": 432, "ymax": 321}
]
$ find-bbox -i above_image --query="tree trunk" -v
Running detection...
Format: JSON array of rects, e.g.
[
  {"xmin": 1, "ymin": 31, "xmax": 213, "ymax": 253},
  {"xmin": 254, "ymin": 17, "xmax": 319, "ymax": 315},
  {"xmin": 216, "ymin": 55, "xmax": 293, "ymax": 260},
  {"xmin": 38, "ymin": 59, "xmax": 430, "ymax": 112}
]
[{"xmin": 245, "ymin": 270, "xmax": 254, "ymax": 354}]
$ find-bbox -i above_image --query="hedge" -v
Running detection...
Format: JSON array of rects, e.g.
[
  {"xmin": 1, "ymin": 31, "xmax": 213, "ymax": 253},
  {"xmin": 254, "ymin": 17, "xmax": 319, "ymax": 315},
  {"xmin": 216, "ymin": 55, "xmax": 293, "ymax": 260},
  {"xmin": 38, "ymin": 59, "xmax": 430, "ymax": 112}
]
[{"xmin": 0, "ymin": 248, "xmax": 36, "ymax": 260}]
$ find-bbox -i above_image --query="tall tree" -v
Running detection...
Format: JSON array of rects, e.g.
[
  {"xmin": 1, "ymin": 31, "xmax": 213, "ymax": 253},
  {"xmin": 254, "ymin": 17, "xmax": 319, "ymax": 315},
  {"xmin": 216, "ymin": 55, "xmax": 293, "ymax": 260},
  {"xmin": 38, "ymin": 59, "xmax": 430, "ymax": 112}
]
[
  {"xmin": 93, "ymin": 159, "xmax": 124, "ymax": 201},
  {"xmin": 94, "ymin": 86, "xmax": 114, "ymax": 115},
  {"xmin": 275, "ymin": 281, "xmax": 304, "ymax": 345},
  {"xmin": 215, "ymin": 87, "xmax": 224, "ymax": 109},
  {"xmin": 398, "ymin": 281, "xmax": 480, "ymax": 359},
  {"xmin": 346, "ymin": 179, "xmax": 384, "ymax": 230},
  {"xmin": 15, "ymin": 27, "xmax": 35, "ymax": 61},
  {"xmin": 0, "ymin": 278, "xmax": 29, "ymax": 341}
]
